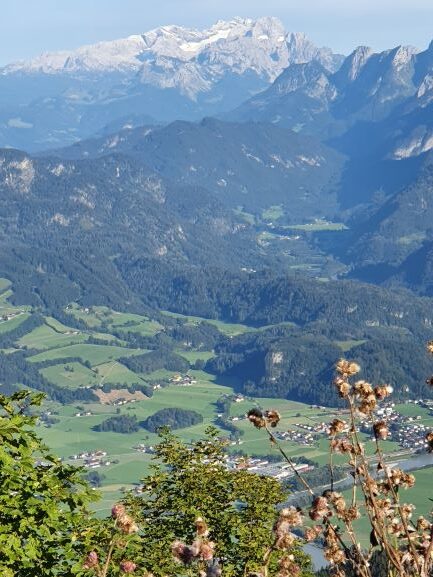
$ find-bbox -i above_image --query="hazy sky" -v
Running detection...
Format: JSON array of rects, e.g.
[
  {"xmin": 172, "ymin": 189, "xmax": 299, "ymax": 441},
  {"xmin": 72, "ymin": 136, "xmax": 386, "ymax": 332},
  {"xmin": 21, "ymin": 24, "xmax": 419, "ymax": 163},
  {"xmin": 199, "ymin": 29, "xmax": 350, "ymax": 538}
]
[{"xmin": 1, "ymin": 0, "xmax": 433, "ymax": 65}]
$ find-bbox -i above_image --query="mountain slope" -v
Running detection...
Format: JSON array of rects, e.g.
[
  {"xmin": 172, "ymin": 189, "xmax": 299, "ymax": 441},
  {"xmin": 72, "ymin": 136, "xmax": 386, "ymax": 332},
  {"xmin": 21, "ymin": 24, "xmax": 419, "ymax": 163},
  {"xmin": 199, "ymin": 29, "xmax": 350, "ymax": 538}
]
[
  {"xmin": 0, "ymin": 148, "xmax": 262, "ymax": 309},
  {"xmin": 47, "ymin": 118, "xmax": 344, "ymax": 217}
]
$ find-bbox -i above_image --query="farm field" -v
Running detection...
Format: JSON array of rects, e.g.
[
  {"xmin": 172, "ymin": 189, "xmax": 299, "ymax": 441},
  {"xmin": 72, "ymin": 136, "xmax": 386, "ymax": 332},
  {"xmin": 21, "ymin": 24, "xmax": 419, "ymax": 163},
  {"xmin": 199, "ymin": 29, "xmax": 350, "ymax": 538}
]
[
  {"xmin": 161, "ymin": 310, "xmax": 253, "ymax": 336},
  {"xmin": 0, "ymin": 312, "xmax": 31, "ymax": 334},
  {"xmin": 0, "ymin": 280, "xmax": 430, "ymax": 518},
  {"xmin": 41, "ymin": 361, "xmax": 99, "ymax": 389},
  {"xmin": 19, "ymin": 323, "xmax": 88, "ymax": 350},
  {"xmin": 262, "ymin": 204, "xmax": 284, "ymax": 221},
  {"xmin": 283, "ymin": 221, "xmax": 348, "ymax": 232},
  {"xmin": 67, "ymin": 304, "xmax": 163, "ymax": 336},
  {"xmin": 29, "ymin": 343, "xmax": 143, "ymax": 365}
]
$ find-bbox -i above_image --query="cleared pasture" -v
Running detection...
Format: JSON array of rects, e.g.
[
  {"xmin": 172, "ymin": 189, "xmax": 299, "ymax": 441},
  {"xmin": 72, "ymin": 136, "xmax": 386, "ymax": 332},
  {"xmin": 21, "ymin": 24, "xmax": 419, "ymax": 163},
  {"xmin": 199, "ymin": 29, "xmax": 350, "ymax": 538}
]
[
  {"xmin": 29, "ymin": 343, "xmax": 144, "ymax": 365},
  {"xmin": 0, "ymin": 313, "xmax": 31, "ymax": 334},
  {"xmin": 19, "ymin": 324, "xmax": 88, "ymax": 350}
]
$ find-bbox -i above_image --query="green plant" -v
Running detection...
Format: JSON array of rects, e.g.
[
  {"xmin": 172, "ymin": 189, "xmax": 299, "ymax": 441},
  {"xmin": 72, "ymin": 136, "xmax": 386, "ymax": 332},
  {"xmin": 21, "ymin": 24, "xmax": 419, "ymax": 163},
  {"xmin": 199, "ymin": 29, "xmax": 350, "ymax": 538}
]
[
  {"xmin": 0, "ymin": 391, "xmax": 96, "ymax": 576},
  {"xmin": 125, "ymin": 427, "xmax": 314, "ymax": 577}
]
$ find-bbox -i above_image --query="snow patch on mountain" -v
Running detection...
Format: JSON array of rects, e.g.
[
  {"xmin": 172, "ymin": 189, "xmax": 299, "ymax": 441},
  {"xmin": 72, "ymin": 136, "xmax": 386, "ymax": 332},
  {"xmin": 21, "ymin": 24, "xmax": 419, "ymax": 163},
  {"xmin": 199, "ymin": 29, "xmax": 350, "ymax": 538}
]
[{"xmin": 1, "ymin": 17, "xmax": 342, "ymax": 87}]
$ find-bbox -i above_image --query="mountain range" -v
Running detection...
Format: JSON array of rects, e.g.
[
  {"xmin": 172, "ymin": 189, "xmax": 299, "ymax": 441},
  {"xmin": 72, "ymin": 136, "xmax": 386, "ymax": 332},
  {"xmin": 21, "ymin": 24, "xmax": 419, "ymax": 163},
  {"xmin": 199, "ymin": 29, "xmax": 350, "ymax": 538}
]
[
  {"xmin": 0, "ymin": 17, "xmax": 342, "ymax": 151},
  {"xmin": 3, "ymin": 18, "xmax": 433, "ymax": 405},
  {"xmin": 2, "ymin": 19, "xmax": 433, "ymax": 295}
]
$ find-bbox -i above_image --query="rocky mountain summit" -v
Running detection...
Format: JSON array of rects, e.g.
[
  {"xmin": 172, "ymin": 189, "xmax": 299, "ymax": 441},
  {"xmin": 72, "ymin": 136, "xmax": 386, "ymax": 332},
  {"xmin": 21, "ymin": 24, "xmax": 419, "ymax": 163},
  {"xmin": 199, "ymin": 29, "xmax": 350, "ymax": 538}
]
[
  {"xmin": 230, "ymin": 41, "xmax": 432, "ymax": 140},
  {"xmin": 4, "ymin": 17, "xmax": 340, "ymax": 83},
  {"xmin": 0, "ymin": 17, "xmax": 342, "ymax": 150}
]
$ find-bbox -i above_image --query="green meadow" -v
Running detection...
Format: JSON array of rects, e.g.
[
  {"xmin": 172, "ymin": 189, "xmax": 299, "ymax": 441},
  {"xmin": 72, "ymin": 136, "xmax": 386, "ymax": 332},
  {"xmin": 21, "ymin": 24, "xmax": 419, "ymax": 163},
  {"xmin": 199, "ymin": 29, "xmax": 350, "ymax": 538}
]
[{"xmin": 0, "ymin": 281, "xmax": 425, "ymax": 518}]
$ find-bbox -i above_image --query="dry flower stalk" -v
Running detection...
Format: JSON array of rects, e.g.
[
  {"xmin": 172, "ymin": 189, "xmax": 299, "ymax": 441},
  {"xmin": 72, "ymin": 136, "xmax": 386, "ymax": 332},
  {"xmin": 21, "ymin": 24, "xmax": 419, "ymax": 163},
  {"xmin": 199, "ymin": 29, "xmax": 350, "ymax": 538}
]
[{"xmin": 247, "ymin": 351, "xmax": 433, "ymax": 577}]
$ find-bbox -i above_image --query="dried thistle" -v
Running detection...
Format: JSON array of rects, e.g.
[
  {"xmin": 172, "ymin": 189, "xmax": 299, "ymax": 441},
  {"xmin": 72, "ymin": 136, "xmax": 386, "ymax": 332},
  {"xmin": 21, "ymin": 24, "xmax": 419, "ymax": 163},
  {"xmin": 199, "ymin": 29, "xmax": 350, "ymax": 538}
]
[
  {"xmin": 336, "ymin": 359, "xmax": 361, "ymax": 377},
  {"xmin": 329, "ymin": 418, "xmax": 348, "ymax": 436},
  {"xmin": 353, "ymin": 380, "xmax": 374, "ymax": 398},
  {"xmin": 277, "ymin": 555, "xmax": 301, "ymax": 577},
  {"xmin": 334, "ymin": 376, "xmax": 351, "ymax": 398},
  {"xmin": 117, "ymin": 513, "xmax": 139, "ymax": 534},
  {"xmin": 172, "ymin": 541, "xmax": 195, "ymax": 565},
  {"xmin": 195, "ymin": 517, "xmax": 209, "ymax": 537},
  {"xmin": 426, "ymin": 431, "xmax": 433, "ymax": 452},
  {"xmin": 111, "ymin": 503, "xmax": 126, "ymax": 519},
  {"xmin": 374, "ymin": 385, "xmax": 393, "ymax": 400},
  {"xmin": 309, "ymin": 496, "xmax": 332, "ymax": 521},
  {"xmin": 373, "ymin": 420, "xmax": 389, "ymax": 440},
  {"xmin": 304, "ymin": 525, "xmax": 322, "ymax": 542},
  {"xmin": 247, "ymin": 408, "xmax": 266, "ymax": 428},
  {"xmin": 264, "ymin": 409, "xmax": 281, "ymax": 427},
  {"xmin": 119, "ymin": 560, "xmax": 137, "ymax": 573},
  {"xmin": 83, "ymin": 551, "xmax": 98, "ymax": 569}
]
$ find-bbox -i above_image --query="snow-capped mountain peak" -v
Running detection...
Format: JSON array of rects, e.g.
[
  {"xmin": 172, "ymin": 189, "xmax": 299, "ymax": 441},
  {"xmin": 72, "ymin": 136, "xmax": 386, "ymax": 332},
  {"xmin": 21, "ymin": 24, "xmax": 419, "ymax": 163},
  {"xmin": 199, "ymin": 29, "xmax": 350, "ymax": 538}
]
[
  {"xmin": 2, "ymin": 17, "xmax": 340, "ymax": 78},
  {"xmin": 0, "ymin": 17, "xmax": 343, "ymax": 150}
]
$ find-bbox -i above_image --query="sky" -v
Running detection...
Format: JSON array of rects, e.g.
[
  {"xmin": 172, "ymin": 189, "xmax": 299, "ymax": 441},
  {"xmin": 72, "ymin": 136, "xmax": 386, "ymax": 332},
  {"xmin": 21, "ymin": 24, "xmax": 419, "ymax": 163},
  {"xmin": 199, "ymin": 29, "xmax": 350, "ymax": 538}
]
[{"xmin": 1, "ymin": 0, "xmax": 433, "ymax": 65}]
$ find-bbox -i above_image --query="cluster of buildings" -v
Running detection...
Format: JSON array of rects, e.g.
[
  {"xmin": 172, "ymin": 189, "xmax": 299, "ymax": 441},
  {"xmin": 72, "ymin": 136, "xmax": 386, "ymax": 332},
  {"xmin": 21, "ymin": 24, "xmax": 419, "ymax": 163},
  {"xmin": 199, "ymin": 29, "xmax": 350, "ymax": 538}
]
[
  {"xmin": 111, "ymin": 398, "xmax": 138, "ymax": 406},
  {"xmin": 169, "ymin": 374, "xmax": 197, "ymax": 386},
  {"xmin": 225, "ymin": 455, "xmax": 313, "ymax": 480},
  {"xmin": 276, "ymin": 429, "xmax": 316, "ymax": 446},
  {"xmin": 357, "ymin": 400, "xmax": 431, "ymax": 450},
  {"xmin": 70, "ymin": 450, "xmax": 111, "ymax": 469},
  {"xmin": 393, "ymin": 422, "xmax": 430, "ymax": 450},
  {"xmin": 0, "ymin": 311, "xmax": 22, "ymax": 322},
  {"xmin": 133, "ymin": 444, "xmax": 156, "ymax": 454}
]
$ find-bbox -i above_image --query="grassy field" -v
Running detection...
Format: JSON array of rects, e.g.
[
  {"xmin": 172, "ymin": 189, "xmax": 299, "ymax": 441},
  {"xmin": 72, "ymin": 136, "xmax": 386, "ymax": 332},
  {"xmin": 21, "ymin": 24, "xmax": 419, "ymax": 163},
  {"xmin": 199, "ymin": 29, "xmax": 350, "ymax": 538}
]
[
  {"xmin": 19, "ymin": 323, "xmax": 88, "ymax": 350},
  {"xmin": 283, "ymin": 221, "xmax": 348, "ymax": 232},
  {"xmin": 67, "ymin": 304, "xmax": 163, "ymax": 336},
  {"xmin": 94, "ymin": 361, "xmax": 146, "ymax": 386},
  {"xmin": 41, "ymin": 361, "xmax": 99, "ymax": 389},
  {"xmin": 0, "ymin": 312, "xmax": 31, "ymax": 334},
  {"xmin": 37, "ymin": 371, "xmax": 234, "ymax": 495},
  {"xmin": 162, "ymin": 310, "xmax": 253, "ymax": 337},
  {"xmin": 176, "ymin": 350, "xmax": 215, "ymax": 363},
  {"xmin": 233, "ymin": 206, "xmax": 256, "ymax": 225},
  {"xmin": 334, "ymin": 339, "xmax": 367, "ymax": 352},
  {"xmin": 262, "ymin": 205, "xmax": 284, "ymax": 221},
  {"xmin": 0, "ymin": 278, "xmax": 12, "ymax": 293},
  {"xmin": 29, "ymin": 343, "xmax": 143, "ymax": 365}
]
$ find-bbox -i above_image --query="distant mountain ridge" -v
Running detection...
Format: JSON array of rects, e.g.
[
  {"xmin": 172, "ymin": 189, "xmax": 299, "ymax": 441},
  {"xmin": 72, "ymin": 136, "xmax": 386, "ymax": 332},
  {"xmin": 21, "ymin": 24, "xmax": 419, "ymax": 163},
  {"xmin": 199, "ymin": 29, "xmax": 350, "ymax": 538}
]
[
  {"xmin": 0, "ymin": 17, "xmax": 343, "ymax": 151},
  {"xmin": 229, "ymin": 41, "xmax": 433, "ymax": 143},
  {"xmin": 49, "ymin": 118, "xmax": 344, "ymax": 216}
]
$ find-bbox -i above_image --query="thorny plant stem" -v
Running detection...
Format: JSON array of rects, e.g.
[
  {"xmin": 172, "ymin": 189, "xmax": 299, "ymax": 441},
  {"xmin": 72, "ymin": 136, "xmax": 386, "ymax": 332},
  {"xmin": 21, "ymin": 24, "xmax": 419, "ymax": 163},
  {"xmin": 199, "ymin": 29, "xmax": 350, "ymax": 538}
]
[
  {"xmin": 262, "ymin": 536, "xmax": 278, "ymax": 577},
  {"xmin": 264, "ymin": 424, "xmax": 314, "ymax": 495},
  {"xmin": 266, "ymin": 424, "xmax": 373, "ymax": 577},
  {"xmin": 424, "ymin": 527, "xmax": 433, "ymax": 576},
  {"xmin": 351, "ymin": 454, "xmax": 358, "ymax": 508},
  {"xmin": 347, "ymin": 397, "xmax": 403, "ymax": 575},
  {"xmin": 369, "ymin": 415, "xmax": 423, "ymax": 576},
  {"xmin": 99, "ymin": 519, "xmax": 119, "ymax": 577},
  {"xmin": 101, "ymin": 539, "xmax": 116, "ymax": 577},
  {"xmin": 329, "ymin": 438, "xmax": 335, "ymax": 492}
]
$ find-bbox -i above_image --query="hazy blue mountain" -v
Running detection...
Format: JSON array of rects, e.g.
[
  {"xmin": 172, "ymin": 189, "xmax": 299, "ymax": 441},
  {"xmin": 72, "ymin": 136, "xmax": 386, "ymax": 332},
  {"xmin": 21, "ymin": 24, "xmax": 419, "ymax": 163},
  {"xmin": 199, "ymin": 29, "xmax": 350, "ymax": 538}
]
[
  {"xmin": 0, "ymin": 147, "xmax": 265, "ymax": 309},
  {"xmin": 48, "ymin": 118, "xmax": 344, "ymax": 216},
  {"xmin": 228, "ymin": 42, "xmax": 433, "ymax": 139},
  {"xmin": 0, "ymin": 18, "xmax": 342, "ymax": 151}
]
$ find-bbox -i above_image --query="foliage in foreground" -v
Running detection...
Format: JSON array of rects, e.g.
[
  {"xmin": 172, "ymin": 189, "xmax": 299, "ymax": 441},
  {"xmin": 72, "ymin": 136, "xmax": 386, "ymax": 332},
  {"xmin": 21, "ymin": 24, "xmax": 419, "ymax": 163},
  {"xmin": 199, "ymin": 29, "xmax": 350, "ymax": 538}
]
[
  {"xmin": 125, "ymin": 427, "xmax": 313, "ymax": 577},
  {"xmin": 0, "ymin": 391, "xmax": 96, "ymax": 576},
  {"xmin": 2, "ymin": 341, "xmax": 433, "ymax": 577}
]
